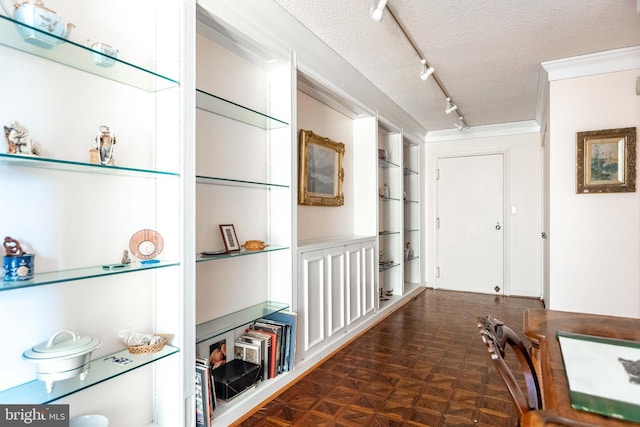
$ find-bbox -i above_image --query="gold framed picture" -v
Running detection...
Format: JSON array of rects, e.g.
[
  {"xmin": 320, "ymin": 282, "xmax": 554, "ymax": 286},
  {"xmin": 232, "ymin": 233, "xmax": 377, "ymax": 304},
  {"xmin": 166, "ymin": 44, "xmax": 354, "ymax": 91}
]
[
  {"xmin": 576, "ymin": 127, "xmax": 636, "ymax": 194},
  {"xmin": 298, "ymin": 129, "xmax": 345, "ymax": 206}
]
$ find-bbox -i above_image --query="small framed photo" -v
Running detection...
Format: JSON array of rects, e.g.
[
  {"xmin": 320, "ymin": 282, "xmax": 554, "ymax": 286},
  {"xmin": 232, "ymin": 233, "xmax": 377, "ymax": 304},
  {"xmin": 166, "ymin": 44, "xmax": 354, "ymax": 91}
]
[
  {"xmin": 576, "ymin": 127, "xmax": 636, "ymax": 194},
  {"xmin": 219, "ymin": 224, "xmax": 240, "ymax": 252}
]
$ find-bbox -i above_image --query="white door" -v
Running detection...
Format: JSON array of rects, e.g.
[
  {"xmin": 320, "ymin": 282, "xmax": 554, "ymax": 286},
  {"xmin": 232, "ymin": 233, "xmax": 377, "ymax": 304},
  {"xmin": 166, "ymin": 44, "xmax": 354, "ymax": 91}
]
[{"xmin": 436, "ymin": 154, "xmax": 504, "ymax": 294}]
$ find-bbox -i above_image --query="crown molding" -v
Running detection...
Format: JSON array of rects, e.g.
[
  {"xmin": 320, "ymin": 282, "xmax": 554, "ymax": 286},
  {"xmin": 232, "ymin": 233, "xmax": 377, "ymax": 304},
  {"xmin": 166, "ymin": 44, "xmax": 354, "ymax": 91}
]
[
  {"xmin": 542, "ymin": 45, "xmax": 640, "ymax": 81},
  {"xmin": 425, "ymin": 120, "xmax": 540, "ymax": 143}
]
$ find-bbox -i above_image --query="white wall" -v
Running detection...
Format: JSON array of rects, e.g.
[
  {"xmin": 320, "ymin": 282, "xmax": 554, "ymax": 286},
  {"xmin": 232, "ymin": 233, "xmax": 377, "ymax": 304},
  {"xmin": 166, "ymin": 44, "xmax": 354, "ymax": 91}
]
[
  {"xmin": 548, "ymin": 68, "xmax": 640, "ymax": 317},
  {"xmin": 424, "ymin": 133, "xmax": 543, "ymax": 297},
  {"xmin": 297, "ymin": 91, "xmax": 355, "ymax": 241}
]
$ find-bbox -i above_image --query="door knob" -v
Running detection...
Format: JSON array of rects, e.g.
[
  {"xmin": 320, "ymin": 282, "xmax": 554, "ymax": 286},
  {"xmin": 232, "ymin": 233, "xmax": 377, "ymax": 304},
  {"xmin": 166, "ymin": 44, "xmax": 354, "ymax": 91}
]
[{"xmin": 495, "ymin": 222, "xmax": 501, "ymax": 230}]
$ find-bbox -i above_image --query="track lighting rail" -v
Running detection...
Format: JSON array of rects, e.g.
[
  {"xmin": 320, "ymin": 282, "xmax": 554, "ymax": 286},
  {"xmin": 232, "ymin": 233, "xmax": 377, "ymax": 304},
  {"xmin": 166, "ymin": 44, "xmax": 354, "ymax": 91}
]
[{"xmin": 381, "ymin": 4, "xmax": 469, "ymax": 129}]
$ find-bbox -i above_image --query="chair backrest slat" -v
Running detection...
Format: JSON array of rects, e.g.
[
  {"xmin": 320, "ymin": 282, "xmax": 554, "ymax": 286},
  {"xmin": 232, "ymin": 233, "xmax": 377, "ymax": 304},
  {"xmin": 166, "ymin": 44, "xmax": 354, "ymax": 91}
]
[{"xmin": 476, "ymin": 315, "xmax": 542, "ymax": 417}]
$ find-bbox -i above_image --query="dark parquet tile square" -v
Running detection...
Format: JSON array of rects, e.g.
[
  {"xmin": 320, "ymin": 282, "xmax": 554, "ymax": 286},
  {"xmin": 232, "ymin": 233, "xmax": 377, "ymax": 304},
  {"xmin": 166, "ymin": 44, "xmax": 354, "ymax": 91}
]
[{"xmin": 234, "ymin": 289, "xmax": 543, "ymax": 426}]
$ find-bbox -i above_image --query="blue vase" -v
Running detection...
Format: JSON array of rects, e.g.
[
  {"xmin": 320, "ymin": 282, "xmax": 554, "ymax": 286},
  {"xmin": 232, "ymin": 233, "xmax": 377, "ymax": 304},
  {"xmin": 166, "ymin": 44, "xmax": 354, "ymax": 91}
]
[{"xmin": 2, "ymin": 254, "xmax": 35, "ymax": 281}]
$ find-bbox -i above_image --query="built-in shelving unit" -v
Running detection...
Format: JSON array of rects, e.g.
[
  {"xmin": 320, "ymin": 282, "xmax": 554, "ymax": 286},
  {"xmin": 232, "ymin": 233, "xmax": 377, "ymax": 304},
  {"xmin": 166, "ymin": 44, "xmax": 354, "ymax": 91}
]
[
  {"xmin": 378, "ymin": 127, "xmax": 403, "ymax": 302},
  {"xmin": 0, "ymin": 2, "xmax": 185, "ymax": 425},
  {"xmin": 194, "ymin": 6, "xmax": 293, "ymax": 423},
  {"xmin": 403, "ymin": 140, "xmax": 422, "ymax": 290}
]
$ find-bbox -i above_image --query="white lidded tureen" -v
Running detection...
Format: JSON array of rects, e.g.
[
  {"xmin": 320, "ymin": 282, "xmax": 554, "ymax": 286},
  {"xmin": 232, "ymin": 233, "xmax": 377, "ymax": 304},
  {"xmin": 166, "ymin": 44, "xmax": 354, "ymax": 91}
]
[
  {"xmin": 1, "ymin": 0, "xmax": 74, "ymax": 49},
  {"xmin": 23, "ymin": 330, "xmax": 101, "ymax": 393}
]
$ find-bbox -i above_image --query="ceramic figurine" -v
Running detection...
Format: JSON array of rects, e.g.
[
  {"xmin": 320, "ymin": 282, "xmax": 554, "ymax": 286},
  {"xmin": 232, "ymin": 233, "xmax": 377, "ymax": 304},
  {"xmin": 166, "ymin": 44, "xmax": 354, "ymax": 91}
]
[
  {"xmin": 4, "ymin": 121, "xmax": 40, "ymax": 155},
  {"xmin": 2, "ymin": 236, "xmax": 35, "ymax": 281},
  {"xmin": 121, "ymin": 250, "xmax": 131, "ymax": 265},
  {"xmin": 95, "ymin": 125, "xmax": 116, "ymax": 165},
  {"xmin": 405, "ymin": 242, "xmax": 414, "ymax": 260},
  {"xmin": 3, "ymin": 236, "xmax": 25, "ymax": 257}
]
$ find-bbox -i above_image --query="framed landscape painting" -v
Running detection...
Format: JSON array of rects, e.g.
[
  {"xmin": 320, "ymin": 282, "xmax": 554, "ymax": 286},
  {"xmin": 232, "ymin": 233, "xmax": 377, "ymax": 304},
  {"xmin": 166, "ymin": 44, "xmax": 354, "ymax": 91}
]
[
  {"xmin": 576, "ymin": 127, "xmax": 636, "ymax": 194},
  {"xmin": 298, "ymin": 129, "xmax": 345, "ymax": 206}
]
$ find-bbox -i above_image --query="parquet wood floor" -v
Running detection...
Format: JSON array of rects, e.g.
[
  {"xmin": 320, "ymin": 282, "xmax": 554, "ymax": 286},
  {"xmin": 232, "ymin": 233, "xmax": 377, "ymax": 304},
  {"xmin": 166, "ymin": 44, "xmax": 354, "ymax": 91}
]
[{"xmin": 236, "ymin": 289, "xmax": 544, "ymax": 426}]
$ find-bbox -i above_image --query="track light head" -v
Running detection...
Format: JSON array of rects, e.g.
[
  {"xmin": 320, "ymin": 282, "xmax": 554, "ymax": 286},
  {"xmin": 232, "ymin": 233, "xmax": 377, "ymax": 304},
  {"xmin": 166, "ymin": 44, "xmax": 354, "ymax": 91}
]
[
  {"xmin": 454, "ymin": 116, "xmax": 468, "ymax": 131},
  {"xmin": 370, "ymin": 0, "xmax": 388, "ymax": 21},
  {"xmin": 420, "ymin": 59, "xmax": 435, "ymax": 81},
  {"xmin": 445, "ymin": 97, "xmax": 458, "ymax": 114}
]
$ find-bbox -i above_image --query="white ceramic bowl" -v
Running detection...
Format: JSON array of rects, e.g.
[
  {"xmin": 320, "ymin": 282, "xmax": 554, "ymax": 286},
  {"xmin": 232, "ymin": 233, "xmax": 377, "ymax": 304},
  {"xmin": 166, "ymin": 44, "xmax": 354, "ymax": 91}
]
[{"xmin": 70, "ymin": 414, "xmax": 109, "ymax": 427}]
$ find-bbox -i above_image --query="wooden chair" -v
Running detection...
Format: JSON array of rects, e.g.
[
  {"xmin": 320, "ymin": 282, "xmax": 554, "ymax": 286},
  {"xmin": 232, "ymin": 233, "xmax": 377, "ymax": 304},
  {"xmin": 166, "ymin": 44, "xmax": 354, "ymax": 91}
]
[
  {"xmin": 476, "ymin": 315, "xmax": 542, "ymax": 417},
  {"xmin": 520, "ymin": 410, "xmax": 600, "ymax": 426}
]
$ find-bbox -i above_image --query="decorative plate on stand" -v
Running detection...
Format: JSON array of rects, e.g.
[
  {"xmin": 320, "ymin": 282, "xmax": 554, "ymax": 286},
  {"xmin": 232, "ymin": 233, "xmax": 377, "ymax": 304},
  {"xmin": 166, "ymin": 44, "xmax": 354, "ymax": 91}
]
[{"xmin": 129, "ymin": 229, "xmax": 164, "ymax": 260}]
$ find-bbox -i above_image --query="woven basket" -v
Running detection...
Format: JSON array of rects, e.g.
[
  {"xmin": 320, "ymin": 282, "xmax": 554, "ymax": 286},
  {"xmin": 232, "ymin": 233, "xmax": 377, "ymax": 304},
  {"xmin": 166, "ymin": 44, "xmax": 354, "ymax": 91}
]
[{"xmin": 126, "ymin": 334, "xmax": 172, "ymax": 354}]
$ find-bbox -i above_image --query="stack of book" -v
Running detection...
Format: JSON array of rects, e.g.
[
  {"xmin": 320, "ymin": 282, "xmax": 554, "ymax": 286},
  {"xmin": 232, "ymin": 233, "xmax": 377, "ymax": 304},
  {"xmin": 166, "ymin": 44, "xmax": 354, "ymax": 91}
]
[{"xmin": 239, "ymin": 311, "xmax": 297, "ymax": 380}]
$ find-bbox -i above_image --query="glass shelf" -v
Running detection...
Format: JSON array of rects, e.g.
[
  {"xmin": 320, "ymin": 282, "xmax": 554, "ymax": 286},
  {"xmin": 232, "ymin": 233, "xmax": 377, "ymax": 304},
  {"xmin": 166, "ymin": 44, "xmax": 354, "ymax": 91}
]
[
  {"xmin": 0, "ymin": 153, "xmax": 179, "ymax": 178},
  {"xmin": 196, "ymin": 175, "xmax": 288, "ymax": 189},
  {"xmin": 0, "ymin": 15, "xmax": 178, "ymax": 92},
  {"xmin": 406, "ymin": 256, "xmax": 420, "ymax": 262},
  {"xmin": 403, "ymin": 168, "xmax": 418, "ymax": 176},
  {"xmin": 378, "ymin": 159, "xmax": 400, "ymax": 169},
  {"xmin": 404, "ymin": 228, "xmax": 419, "ymax": 233},
  {"xmin": 0, "ymin": 261, "xmax": 179, "ymax": 292},
  {"xmin": 379, "ymin": 196, "xmax": 400, "ymax": 202},
  {"xmin": 196, "ymin": 246, "xmax": 289, "ymax": 263},
  {"xmin": 379, "ymin": 263, "xmax": 400, "ymax": 272},
  {"xmin": 404, "ymin": 199, "xmax": 419, "ymax": 204},
  {"xmin": 196, "ymin": 89, "xmax": 288, "ymax": 130},
  {"xmin": 196, "ymin": 301, "xmax": 289, "ymax": 344},
  {"xmin": 0, "ymin": 345, "xmax": 179, "ymax": 404},
  {"xmin": 378, "ymin": 231, "xmax": 400, "ymax": 236}
]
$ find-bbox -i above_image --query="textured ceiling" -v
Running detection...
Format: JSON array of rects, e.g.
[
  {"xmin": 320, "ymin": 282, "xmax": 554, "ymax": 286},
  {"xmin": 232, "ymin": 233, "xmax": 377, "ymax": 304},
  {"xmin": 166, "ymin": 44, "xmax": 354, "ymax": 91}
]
[{"xmin": 273, "ymin": 0, "xmax": 640, "ymax": 133}]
